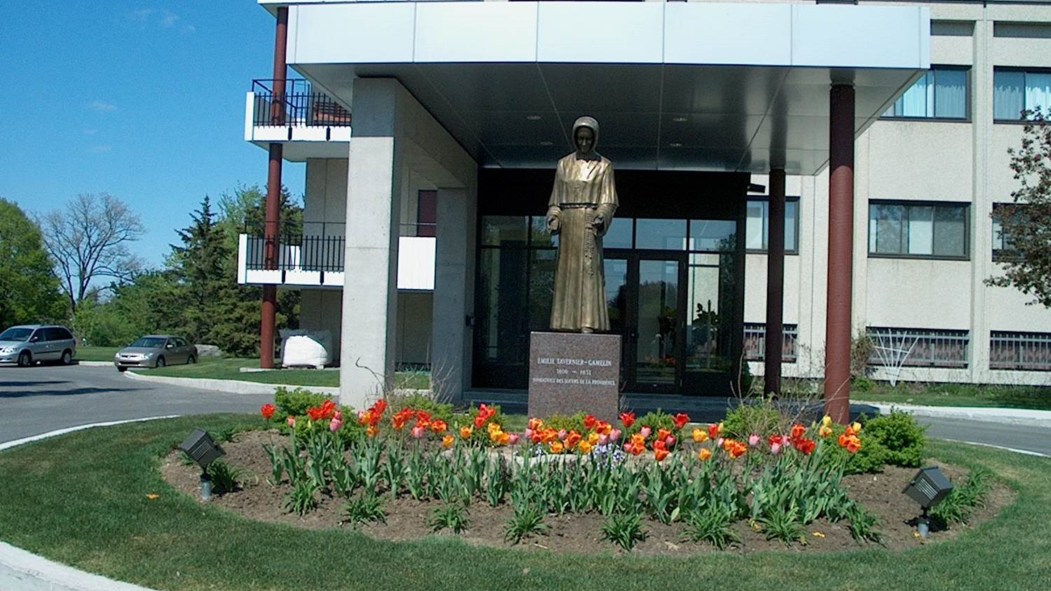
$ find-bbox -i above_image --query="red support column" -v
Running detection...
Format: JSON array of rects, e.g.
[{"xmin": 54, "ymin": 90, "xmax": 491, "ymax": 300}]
[
  {"xmin": 824, "ymin": 84, "xmax": 855, "ymax": 424},
  {"xmin": 764, "ymin": 168, "xmax": 786, "ymax": 396},
  {"xmin": 260, "ymin": 7, "xmax": 288, "ymax": 369}
]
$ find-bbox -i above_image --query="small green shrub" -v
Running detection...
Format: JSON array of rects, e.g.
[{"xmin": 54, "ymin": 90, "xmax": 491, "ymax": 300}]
[
  {"xmin": 683, "ymin": 509, "xmax": 740, "ymax": 550},
  {"xmin": 430, "ymin": 502, "xmax": 470, "ymax": 534},
  {"xmin": 930, "ymin": 467, "xmax": 993, "ymax": 528},
  {"xmin": 863, "ymin": 411, "xmax": 927, "ymax": 467},
  {"xmin": 344, "ymin": 492, "xmax": 387, "ymax": 526},
  {"xmin": 759, "ymin": 506, "xmax": 806, "ymax": 547},
  {"xmin": 845, "ymin": 503, "xmax": 883, "ymax": 544},
  {"xmin": 388, "ymin": 392, "xmax": 453, "ymax": 424},
  {"xmin": 722, "ymin": 401, "xmax": 785, "ymax": 440},
  {"xmin": 601, "ymin": 512, "xmax": 647, "ymax": 551},
  {"xmin": 274, "ymin": 387, "xmax": 333, "ymax": 420},
  {"xmin": 504, "ymin": 504, "xmax": 550, "ymax": 544},
  {"xmin": 206, "ymin": 460, "xmax": 242, "ymax": 495},
  {"xmin": 545, "ymin": 412, "xmax": 588, "ymax": 435}
]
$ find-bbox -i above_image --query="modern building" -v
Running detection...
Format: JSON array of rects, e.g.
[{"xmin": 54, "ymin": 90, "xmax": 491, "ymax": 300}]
[{"xmin": 239, "ymin": 0, "xmax": 1051, "ymax": 413}]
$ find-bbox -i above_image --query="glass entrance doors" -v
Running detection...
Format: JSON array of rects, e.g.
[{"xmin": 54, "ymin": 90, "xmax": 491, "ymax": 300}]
[{"xmin": 605, "ymin": 252, "xmax": 687, "ymax": 392}]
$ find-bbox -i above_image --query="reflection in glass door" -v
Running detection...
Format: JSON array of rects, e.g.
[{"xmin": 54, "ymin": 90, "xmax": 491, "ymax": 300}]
[{"xmin": 635, "ymin": 258, "xmax": 683, "ymax": 390}]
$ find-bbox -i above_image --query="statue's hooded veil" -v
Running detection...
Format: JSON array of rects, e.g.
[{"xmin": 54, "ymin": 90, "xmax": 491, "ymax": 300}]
[{"xmin": 572, "ymin": 116, "xmax": 600, "ymax": 151}]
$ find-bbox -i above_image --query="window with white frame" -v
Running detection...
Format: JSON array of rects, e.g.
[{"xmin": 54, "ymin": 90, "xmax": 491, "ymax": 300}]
[
  {"xmin": 883, "ymin": 67, "xmax": 969, "ymax": 120},
  {"xmin": 994, "ymin": 69, "xmax": 1051, "ymax": 120},
  {"xmin": 868, "ymin": 201, "xmax": 968, "ymax": 258},
  {"xmin": 745, "ymin": 198, "xmax": 799, "ymax": 253}
]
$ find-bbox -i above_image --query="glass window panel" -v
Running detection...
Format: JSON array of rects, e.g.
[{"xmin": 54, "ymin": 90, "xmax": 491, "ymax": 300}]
[
  {"xmin": 898, "ymin": 72, "xmax": 931, "ymax": 116},
  {"xmin": 934, "ymin": 69, "xmax": 967, "ymax": 118},
  {"xmin": 635, "ymin": 218, "xmax": 687, "ymax": 250},
  {"xmin": 528, "ymin": 250, "xmax": 556, "ymax": 331},
  {"xmin": 995, "ymin": 70, "xmax": 1026, "ymax": 120},
  {"xmin": 529, "ymin": 216, "xmax": 557, "ymax": 248},
  {"xmin": 689, "ymin": 219, "xmax": 736, "ymax": 252},
  {"xmin": 785, "ymin": 201, "xmax": 798, "ymax": 252},
  {"xmin": 481, "ymin": 216, "xmax": 527, "ymax": 247},
  {"xmin": 477, "ymin": 248, "xmax": 528, "ymax": 362},
  {"xmin": 604, "ymin": 217, "xmax": 633, "ymax": 248},
  {"xmin": 907, "ymin": 206, "xmax": 934, "ymax": 255},
  {"xmin": 1025, "ymin": 72, "xmax": 1051, "ymax": 113},
  {"xmin": 870, "ymin": 204, "xmax": 904, "ymax": 254},
  {"xmin": 746, "ymin": 202, "xmax": 766, "ymax": 249},
  {"xmin": 934, "ymin": 206, "xmax": 967, "ymax": 256}
]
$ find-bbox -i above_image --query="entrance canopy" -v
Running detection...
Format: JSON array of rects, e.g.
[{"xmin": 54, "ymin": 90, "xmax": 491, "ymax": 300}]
[{"xmin": 273, "ymin": 0, "xmax": 930, "ymax": 175}]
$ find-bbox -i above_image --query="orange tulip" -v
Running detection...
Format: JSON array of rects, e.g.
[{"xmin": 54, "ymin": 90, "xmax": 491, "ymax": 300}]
[
  {"xmin": 442, "ymin": 434, "xmax": 455, "ymax": 449},
  {"xmin": 578, "ymin": 441, "xmax": 593, "ymax": 454},
  {"xmin": 698, "ymin": 448, "xmax": 712, "ymax": 462},
  {"xmin": 549, "ymin": 441, "xmax": 564, "ymax": 454},
  {"xmin": 460, "ymin": 426, "xmax": 473, "ymax": 440},
  {"xmin": 654, "ymin": 447, "xmax": 669, "ymax": 462}
]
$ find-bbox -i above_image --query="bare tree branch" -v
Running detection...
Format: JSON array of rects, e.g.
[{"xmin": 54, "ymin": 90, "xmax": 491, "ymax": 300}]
[{"xmin": 38, "ymin": 193, "xmax": 145, "ymax": 312}]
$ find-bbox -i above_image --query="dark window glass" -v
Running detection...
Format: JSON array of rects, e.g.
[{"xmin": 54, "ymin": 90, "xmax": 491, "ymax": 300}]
[{"xmin": 869, "ymin": 202, "xmax": 968, "ymax": 258}]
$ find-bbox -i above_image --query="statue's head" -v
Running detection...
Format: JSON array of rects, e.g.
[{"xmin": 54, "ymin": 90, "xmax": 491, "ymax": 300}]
[{"xmin": 572, "ymin": 116, "xmax": 599, "ymax": 155}]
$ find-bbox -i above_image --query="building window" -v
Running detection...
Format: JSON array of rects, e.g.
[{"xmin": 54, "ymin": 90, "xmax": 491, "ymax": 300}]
[
  {"xmin": 743, "ymin": 323, "xmax": 798, "ymax": 363},
  {"xmin": 992, "ymin": 203, "xmax": 1025, "ymax": 261},
  {"xmin": 745, "ymin": 198, "xmax": 799, "ymax": 253},
  {"xmin": 868, "ymin": 201, "xmax": 968, "ymax": 259},
  {"xmin": 883, "ymin": 67, "xmax": 969, "ymax": 120},
  {"xmin": 991, "ymin": 331, "xmax": 1051, "ymax": 371},
  {"xmin": 994, "ymin": 69, "xmax": 1051, "ymax": 121},
  {"xmin": 416, "ymin": 190, "xmax": 436, "ymax": 237},
  {"xmin": 867, "ymin": 327, "xmax": 969, "ymax": 369}
]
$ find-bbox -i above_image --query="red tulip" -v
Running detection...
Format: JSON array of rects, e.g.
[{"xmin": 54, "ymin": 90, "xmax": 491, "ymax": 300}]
[
  {"xmin": 673, "ymin": 413, "xmax": 690, "ymax": 430},
  {"xmin": 260, "ymin": 403, "xmax": 276, "ymax": 421}
]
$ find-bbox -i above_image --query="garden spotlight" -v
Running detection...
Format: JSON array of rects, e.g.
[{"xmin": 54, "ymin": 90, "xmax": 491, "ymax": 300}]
[
  {"xmin": 902, "ymin": 466, "xmax": 953, "ymax": 538},
  {"xmin": 178, "ymin": 429, "xmax": 225, "ymax": 501}
]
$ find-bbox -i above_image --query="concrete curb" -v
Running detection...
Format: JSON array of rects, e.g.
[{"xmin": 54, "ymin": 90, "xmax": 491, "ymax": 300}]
[
  {"xmin": 121, "ymin": 370, "xmax": 340, "ymax": 397},
  {"xmin": 0, "ymin": 418, "xmax": 177, "ymax": 591},
  {"xmin": 858, "ymin": 401, "xmax": 1051, "ymax": 428}
]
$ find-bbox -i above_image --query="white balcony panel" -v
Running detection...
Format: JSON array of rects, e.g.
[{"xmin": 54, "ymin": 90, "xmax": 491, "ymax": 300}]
[
  {"xmin": 537, "ymin": 2, "xmax": 664, "ymax": 64},
  {"xmin": 288, "ymin": 2, "xmax": 415, "ymax": 64},
  {"xmin": 397, "ymin": 237, "xmax": 435, "ymax": 291},
  {"xmin": 664, "ymin": 3, "xmax": 791, "ymax": 66},
  {"xmin": 415, "ymin": 3, "xmax": 537, "ymax": 63},
  {"xmin": 791, "ymin": 5, "xmax": 930, "ymax": 69}
]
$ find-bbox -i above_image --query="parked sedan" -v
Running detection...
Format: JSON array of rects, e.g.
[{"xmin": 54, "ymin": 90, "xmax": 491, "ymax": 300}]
[{"xmin": 114, "ymin": 335, "xmax": 197, "ymax": 372}]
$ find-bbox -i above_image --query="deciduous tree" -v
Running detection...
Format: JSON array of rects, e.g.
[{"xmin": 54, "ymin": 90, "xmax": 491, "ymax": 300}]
[
  {"xmin": 988, "ymin": 109, "xmax": 1051, "ymax": 306},
  {"xmin": 39, "ymin": 193, "xmax": 145, "ymax": 312},
  {"xmin": 0, "ymin": 199, "xmax": 66, "ymax": 327}
]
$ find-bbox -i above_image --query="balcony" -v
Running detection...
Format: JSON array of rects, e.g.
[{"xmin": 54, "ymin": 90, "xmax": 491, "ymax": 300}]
[
  {"xmin": 244, "ymin": 79, "xmax": 352, "ymax": 160},
  {"xmin": 237, "ymin": 222, "xmax": 435, "ymax": 290}
]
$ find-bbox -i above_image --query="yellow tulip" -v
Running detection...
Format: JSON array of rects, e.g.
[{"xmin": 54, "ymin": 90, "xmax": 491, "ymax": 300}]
[
  {"xmin": 692, "ymin": 428, "xmax": 709, "ymax": 443},
  {"xmin": 698, "ymin": 448, "xmax": 712, "ymax": 461},
  {"xmin": 821, "ymin": 415, "xmax": 832, "ymax": 427},
  {"xmin": 442, "ymin": 435, "xmax": 455, "ymax": 449},
  {"xmin": 851, "ymin": 421, "xmax": 862, "ymax": 433},
  {"xmin": 578, "ymin": 441, "xmax": 593, "ymax": 454}
]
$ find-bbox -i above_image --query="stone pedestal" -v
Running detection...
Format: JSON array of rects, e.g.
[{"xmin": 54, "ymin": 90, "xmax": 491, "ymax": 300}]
[{"xmin": 528, "ymin": 332, "xmax": 621, "ymax": 423}]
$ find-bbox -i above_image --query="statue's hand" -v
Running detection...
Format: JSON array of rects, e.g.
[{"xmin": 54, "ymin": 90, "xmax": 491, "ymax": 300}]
[
  {"xmin": 547, "ymin": 215, "xmax": 560, "ymax": 234},
  {"xmin": 591, "ymin": 214, "xmax": 606, "ymax": 236}
]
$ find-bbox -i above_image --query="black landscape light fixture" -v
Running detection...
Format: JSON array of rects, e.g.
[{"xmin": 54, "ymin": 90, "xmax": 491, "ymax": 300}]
[
  {"xmin": 902, "ymin": 466, "xmax": 954, "ymax": 538},
  {"xmin": 179, "ymin": 429, "xmax": 225, "ymax": 501}
]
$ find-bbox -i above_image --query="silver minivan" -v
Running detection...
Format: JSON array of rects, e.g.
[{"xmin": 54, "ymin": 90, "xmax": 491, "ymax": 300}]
[{"xmin": 0, "ymin": 325, "xmax": 78, "ymax": 367}]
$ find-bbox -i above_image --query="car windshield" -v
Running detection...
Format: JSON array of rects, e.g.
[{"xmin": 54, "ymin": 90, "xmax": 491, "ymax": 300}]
[
  {"xmin": 130, "ymin": 337, "xmax": 168, "ymax": 349},
  {"xmin": 0, "ymin": 328, "xmax": 33, "ymax": 342}
]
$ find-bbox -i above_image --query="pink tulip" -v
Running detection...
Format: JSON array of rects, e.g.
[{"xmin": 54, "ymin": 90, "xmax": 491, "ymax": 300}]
[
  {"xmin": 665, "ymin": 435, "xmax": 676, "ymax": 447},
  {"xmin": 329, "ymin": 417, "xmax": 343, "ymax": 432},
  {"xmin": 770, "ymin": 442, "xmax": 782, "ymax": 455},
  {"xmin": 749, "ymin": 434, "xmax": 761, "ymax": 447},
  {"xmin": 640, "ymin": 426, "xmax": 652, "ymax": 439},
  {"xmin": 524, "ymin": 428, "xmax": 534, "ymax": 440},
  {"xmin": 623, "ymin": 442, "xmax": 632, "ymax": 452},
  {"xmin": 598, "ymin": 434, "xmax": 609, "ymax": 446},
  {"xmin": 286, "ymin": 416, "xmax": 296, "ymax": 428},
  {"xmin": 558, "ymin": 429, "xmax": 567, "ymax": 441},
  {"xmin": 609, "ymin": 428, "xmax": 621, "ymax": 442},
  {"xmin": 508, "ymin": 433, "xmax": 520, "ymax": 445},
  {"xmin": 715, "ymin": 437, "xmax": 724, "ymax": 448},
  {"xmin": 411, "ymin": 425, "xmax": 426, "ymax": 439}
]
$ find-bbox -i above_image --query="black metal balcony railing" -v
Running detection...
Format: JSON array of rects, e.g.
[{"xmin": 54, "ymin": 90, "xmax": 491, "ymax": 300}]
[
  {"xmin": 244, "ymin": 234, "xmax": 345, "ymax": 273},
  {"xmin": 252, "ymin": 79, "xmax": 351, "ymax": 128}
]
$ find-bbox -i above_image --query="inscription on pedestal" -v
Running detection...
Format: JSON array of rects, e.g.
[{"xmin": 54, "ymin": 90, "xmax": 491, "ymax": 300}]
[{"xmin": 528, "ymin": 332, "xmax": 621, "ymax": 423}]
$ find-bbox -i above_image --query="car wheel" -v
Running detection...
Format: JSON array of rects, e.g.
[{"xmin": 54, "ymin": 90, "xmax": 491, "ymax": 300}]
[
  {"xmin": 117, "ymin": 366, "xmax": 127, "ymax": 373},
  {"xmin": 61, "ymin": 350, "xmax": 73, "ymax": 365},
  {"xmin": 187, "ymin": 354, "xmax": 197, "ymax": 365},
  {"xmin": 17, "ymin": 351, "xmax": 31, "ymax": 367},
  {"xmin": 155, "ymin": 356, "xmax": 166, "ymax": 368}
]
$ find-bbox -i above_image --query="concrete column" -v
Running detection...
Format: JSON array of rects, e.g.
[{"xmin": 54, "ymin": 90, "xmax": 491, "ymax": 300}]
[
  {"xmin": 970, "ymin": 17, "xmax": 993, "ymax": 383},
  {"xmin": 824, "ymin": 84, "xmax": 855, "ymax": 424},
  {"xmin": 764, "ymin": 168, "xmax": 786, "ymax": 395},
  {"xmin": 339, "ymin": 83, "xmax": 403, "ymax": 408},
  {"xmin": 432, "ymin": 188, "xmax": 476, "ymax": 405}
]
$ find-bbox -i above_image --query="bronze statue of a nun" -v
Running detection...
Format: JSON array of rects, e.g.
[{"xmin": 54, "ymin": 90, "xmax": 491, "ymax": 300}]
[{"xmin": 546, "ymin": 116, "xmax": 619, "ymax": 333}]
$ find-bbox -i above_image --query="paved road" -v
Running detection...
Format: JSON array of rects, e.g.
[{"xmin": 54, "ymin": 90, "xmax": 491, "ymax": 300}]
[
  {"xmin": 923, "ymin": 416, "xmax": 1051, "ymax": 457},
  {"xmin": 0, "ymin": 364, "xmax": 272, "ymax": 444}
]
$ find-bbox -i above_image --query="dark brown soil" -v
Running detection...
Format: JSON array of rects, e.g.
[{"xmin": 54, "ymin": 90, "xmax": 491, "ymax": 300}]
[{"xmin": 160, "ymin": 430, "xmax": 1013, "ymax": 556}]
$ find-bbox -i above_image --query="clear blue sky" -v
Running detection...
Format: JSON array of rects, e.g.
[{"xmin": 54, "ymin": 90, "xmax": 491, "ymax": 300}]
[{"xmin": 0, "ymin": 1, "xmax": 304, "ymax": 268}]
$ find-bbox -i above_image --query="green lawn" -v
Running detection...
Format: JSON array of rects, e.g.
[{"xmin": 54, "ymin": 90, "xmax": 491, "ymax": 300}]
[
  {"xmin": 75, "ymin": 346, "xmax": 120, "ymax": 362},
  {"xmin": 0, "ymin": 415, "xmax": 1048, "ymax": 591},
  {"xmin": 137, "ymin": 357, "xmax": 430, "ymax": 390},
  {"xmin": 852, "ymin": 380, "xmax": 1051, "ymax": 411}
]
